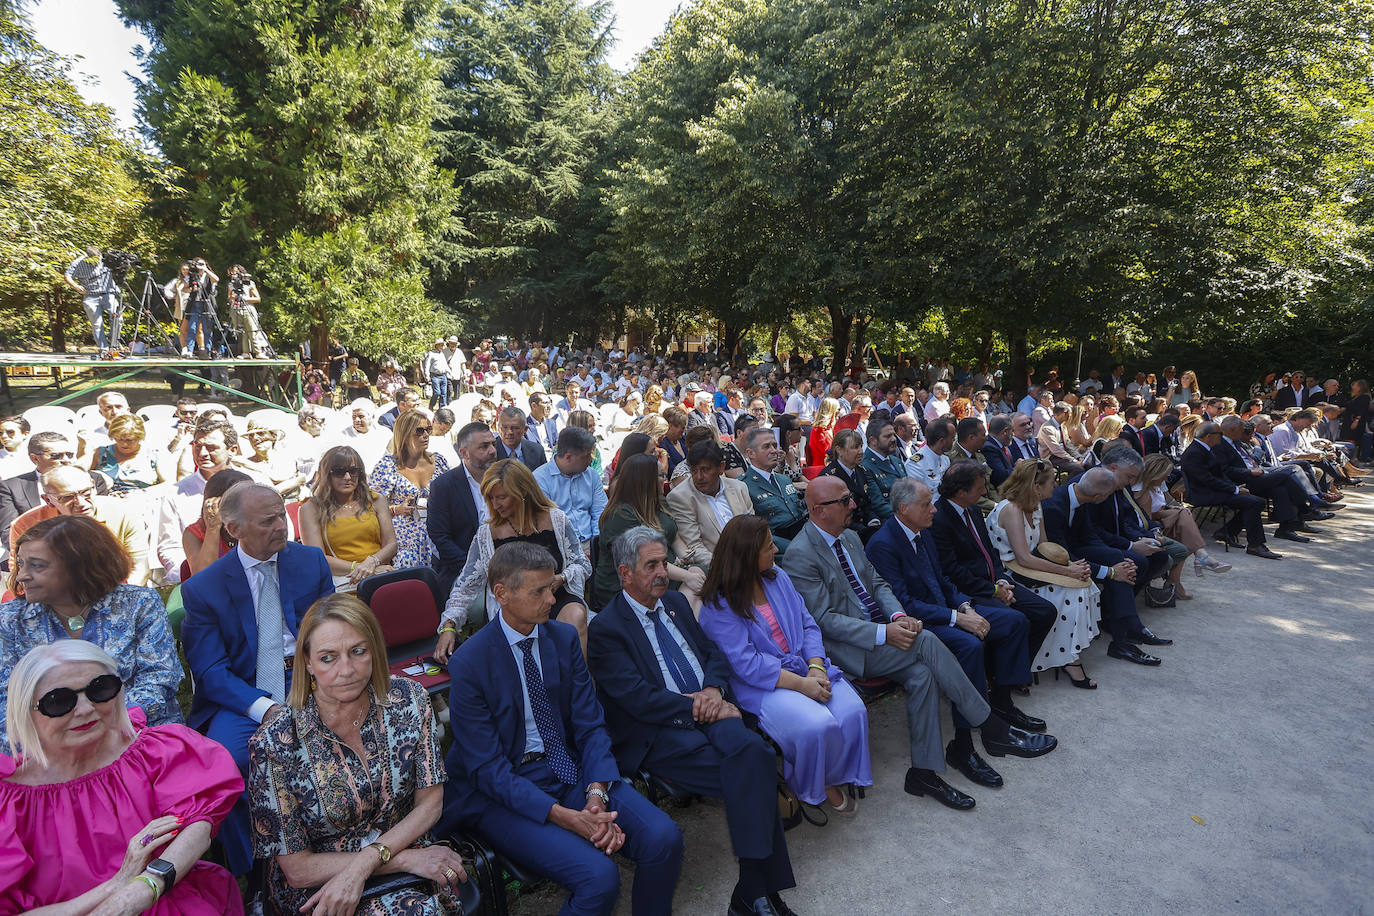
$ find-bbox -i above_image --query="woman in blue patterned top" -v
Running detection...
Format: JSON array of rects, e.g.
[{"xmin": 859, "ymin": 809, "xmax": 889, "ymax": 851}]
[{"xmin": 0, "ymin": 515, "xmax": 181, "ymax": 753}]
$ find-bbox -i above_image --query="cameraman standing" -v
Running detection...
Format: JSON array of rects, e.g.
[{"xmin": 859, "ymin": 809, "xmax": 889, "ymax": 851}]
[
  {"xmin": 227, "ymin": 264, "xmax": 266, "ymax": 358},
  {"xmin": 63, "ymin": 246, "xmax": 120, "ymax": 356},
  {"xmin": 177, "ymin": 257, "xmax": 220, "ymax": 357}
]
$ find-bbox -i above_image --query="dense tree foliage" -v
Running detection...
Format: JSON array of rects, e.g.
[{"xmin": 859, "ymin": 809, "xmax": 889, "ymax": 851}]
[
  {"xmin": 116, "ymin": 0, "xmax": 456, "ymax": 360},
  {"xmin": 431, "ymin": 0, "xmax": 618, "ymax": 342},
  {"xmin": 0, "ymin": 3, "xmax": 172, "ymax": 348},
  {"xmin": 2, "ymin": 0, "xmax": 1371, "ymax": 388}
]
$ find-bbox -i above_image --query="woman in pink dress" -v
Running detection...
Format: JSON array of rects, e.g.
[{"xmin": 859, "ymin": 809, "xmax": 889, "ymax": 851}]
[{"xmin": 0, "ymin": 641, "xmax": 243, "ymax": 914}]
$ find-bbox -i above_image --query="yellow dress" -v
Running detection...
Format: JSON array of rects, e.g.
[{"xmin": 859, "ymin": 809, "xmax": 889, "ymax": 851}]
[{"xmin": 323, "ymin": 507, "xmax": 383, "ymax": 563}]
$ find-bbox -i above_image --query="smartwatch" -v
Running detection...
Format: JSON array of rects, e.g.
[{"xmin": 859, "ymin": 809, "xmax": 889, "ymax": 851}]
[{"xmin": 144, "ymin": 857, "xmax": 177, "ymax": 890}]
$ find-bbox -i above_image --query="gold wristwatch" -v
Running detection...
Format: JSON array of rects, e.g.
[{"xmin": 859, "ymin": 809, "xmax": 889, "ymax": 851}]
[{"xmin": 366, "ymin": 842, "xmax": 392, "ymax": 864}]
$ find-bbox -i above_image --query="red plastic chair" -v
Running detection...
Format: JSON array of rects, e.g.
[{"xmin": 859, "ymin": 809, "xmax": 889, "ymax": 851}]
[
  {"xmin": 284, "ymin": 498, "xmax": 305, "ymax": 540},
  {"xmin": 357, "ymin": 567, "xmax": 450, "ymax": 694}
]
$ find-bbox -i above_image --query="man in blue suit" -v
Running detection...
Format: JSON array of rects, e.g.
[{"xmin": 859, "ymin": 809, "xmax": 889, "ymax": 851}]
[
  {"xmin": 1041, "ymin": 469, "xmax": 1168, "ymax": 666},
  {"xmin": 182, "ymin": 481, "xmax": 334, "ymax": 874},
  {"xmin": 439, "ymin": 541, "xmax": 684, "ymax": 916},
  {"xmin": 866, "ymin": 476, "xmax": 1043, "ymax": 792},
  {"xmin": 588, "ymin": 526, "xmax": 797, "ymax": 916},
  {"xmin": 981, "ymin": 415, "xmax": 1016, "ymax": 487}
]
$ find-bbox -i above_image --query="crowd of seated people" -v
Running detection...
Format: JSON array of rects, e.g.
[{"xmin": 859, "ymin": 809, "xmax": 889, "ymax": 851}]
[{"xmin": 0, "ymin": 348, "xmax": 1367, "ymax": 916}]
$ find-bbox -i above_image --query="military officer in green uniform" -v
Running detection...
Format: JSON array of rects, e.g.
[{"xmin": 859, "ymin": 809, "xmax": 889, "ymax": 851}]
[
  {"xmin": 739, "ymin": 425, "xmax": 808, "ymax": 552},
  {"xmin": 860, "ymin": 416, "xmax": 906, "ymax": 520}
]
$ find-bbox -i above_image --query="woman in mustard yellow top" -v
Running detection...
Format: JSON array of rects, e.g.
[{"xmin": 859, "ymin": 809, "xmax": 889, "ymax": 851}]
[{"xmin": 300, "ymin": 445, "xmax": 398, "ymax": 586}]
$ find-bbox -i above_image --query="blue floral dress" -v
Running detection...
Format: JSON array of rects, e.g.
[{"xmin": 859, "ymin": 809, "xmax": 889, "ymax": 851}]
[
  {"xmin": 0, "ymin": 584, "xmax": 182, "ymax": 754},
  {"xmin": 248, "ymin": 677, "xmax": 459, "ymax": 916},
  {"xmin": 371, "ymin": 452, "xmax": 449, "ymax": 569}
]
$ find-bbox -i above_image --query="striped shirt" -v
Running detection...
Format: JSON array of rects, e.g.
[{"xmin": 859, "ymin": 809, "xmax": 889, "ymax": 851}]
[{"xmin": 65, "ymin": 255, "xmax": 114, "ymax": 294}]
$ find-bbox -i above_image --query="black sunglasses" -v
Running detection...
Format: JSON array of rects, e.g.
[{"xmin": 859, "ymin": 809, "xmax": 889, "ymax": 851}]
[
  {"xmin": 815, "ymin": 493, "xmax": 855, "ymax": 508},
  {"xmin": 413, "ymin": 427, "xmax": 433, "ymax": 436},
  {"xmin": 33, "ymin": 673, "xmax": 123, "ymax": 718},
  {"xmin": 330, "ymin": 466, "xmax": 363, "ymax": 478}
]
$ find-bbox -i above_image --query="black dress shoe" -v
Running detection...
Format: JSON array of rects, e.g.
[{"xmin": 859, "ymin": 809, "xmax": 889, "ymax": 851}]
[
  {"xmin": 1246, "ymin": 545, "xmax": 1283, "ymax": 559},
  {"xmin": 1273, "ymin": 529, "xmax": 1311, "ymax": 543},
  {"xmin": 1127, "ymin": 627, "xmax": 1173, "ymax": 646},
  {"xmin": 1294, "ymin": 522, "xmax": 1322, "ymax": 534},
  {"xmin": 903, "ymin": 767, "xmax": 976, "ymax": 810},
  {"xmin": 1107, "ymin": 641, "xmax": 1162, "ymax": 666},
  {"xmin": 982, "ymin": 726, "xmax": 1058, "ymax": 759},
  {"xmin": 1302, "ymin": 509, "xmax": 1336, "ymax": 521},
  {"xmin": 945, "ymin": 742, "xmax": 1003, "ymax": 787},
  {"xmin": 767, "ymin": 894, "xmax": 799, "ymax": 916},
  {"xmin": 991, "ymin": 703, "xmax": 1046, "ymax": 732},
  {"xmin": 729, "ymin": 893, "xmax": 782, "ymax": 916}
]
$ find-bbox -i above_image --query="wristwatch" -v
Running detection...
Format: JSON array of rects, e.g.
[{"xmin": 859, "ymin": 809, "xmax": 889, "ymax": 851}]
[
  {"xmin": 365, "ymin": 842, "xmax": 392, "ymax": 864},
  {"xmin": 144, "ymin": 858, "xmax": 177, "ymax": 889},
  {"xmin": 585, "ymin": 786, "xmax": 611, "ymax": 807}
]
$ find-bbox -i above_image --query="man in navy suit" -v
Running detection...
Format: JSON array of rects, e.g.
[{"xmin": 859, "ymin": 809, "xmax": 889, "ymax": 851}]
[
  {"xmin": 1087, "ymin": 444, "xmax": 1174, "ymax": 598},
  {"xmin": 588, "ymin": 527, "xmax": 796, "ymax": 916},
  {"xmin": 928, "ymin": 462, "xmax": 1055, "ymax": 665},
  {"xmin": 1141, "ymin": 413, "xmax": 1179, "ymax": 457},
  {"xmin": 428, "ymin": 421, "xmax": 497, "ymax": 597},
  {"xmin": 1273, "ymin": 370, "xmax": 1311, "ymax": 410},
  {"xmin": 1007, "ymin": 413, "xmax": 1040, "ymax": 462},
  {"xmin": 981, "ymin": 415, "xmax": 1016, "ymax": 487},
  {"xmin": 496, "ymin": 406, "xmax": 548, "ymax": 469},
  {"xmin": 1180, "ymin": 421, "xmax": 1284, "ymax": 559},
  {"xmin": 1041, "ymin": 469, "xmax": 1169, "ymax": 666},
  {"xmin": 439, "ymin": 541, "xmax": 684, "ymax": 916},
  {"xmin": 866, "ymin": 476, "xmax": 1045, "ymax": 791},
  {"xmin": 182, "ymin": 481, "xmax": 334, "ymax": 874}
]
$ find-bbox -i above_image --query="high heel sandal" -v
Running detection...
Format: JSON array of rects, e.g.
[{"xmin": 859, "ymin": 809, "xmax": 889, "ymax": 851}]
[
  {"xmin": 1055, "ymin": 662, "xmax": 1097, "ymax": 690},
  {"xmin": 1195, "ymin": 556, "xmax": 1233, "ymax": 575}
]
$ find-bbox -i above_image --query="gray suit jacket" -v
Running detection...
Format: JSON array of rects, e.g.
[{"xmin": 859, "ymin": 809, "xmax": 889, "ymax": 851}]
[
  {"xmin": 776, "ymin": 521, "xmax": 905, "ymax": 675},
  {"xmin": 665, "ymin": 475, "xmax": 753, "ymax": 567}
]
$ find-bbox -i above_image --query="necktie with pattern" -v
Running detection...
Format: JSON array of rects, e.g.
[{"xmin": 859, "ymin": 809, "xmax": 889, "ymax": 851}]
[
  {"xmin": 831, "ymin": 538, "xmax": 885, "ymax": 623},
  {"xmin": 963, "ymin": 510, "xmax": 996, "ymax": 580},
  {"xmin": 253, "ymin": 561, "xmax": 286, "ymax": 704},
  {"xmin": 647, "ymin": 609, "xmax": 701, "ymax": 693},
  {"xmin": 518, "ymin": 638, "xmax": 578, "ymax": 784}
]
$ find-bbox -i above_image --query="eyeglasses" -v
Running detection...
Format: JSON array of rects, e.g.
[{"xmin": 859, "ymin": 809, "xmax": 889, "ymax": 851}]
[
  {"xmin": 329, "ymin": 466, "xmax": 363, "ymax": 478},
  {"xmin": 33, "ymin": 673, "xmax": 122, "ymax": 718},
  {"xmin": 814, "ymin": 493, "xmax": 855, "ymax": 508},
  {"xmin": 53, "ymin": 487, "xmax": 96, "ymax": 505},
  {"xmin": 42, "ymin": 451, "xmax": 75, "ymax": 461}
]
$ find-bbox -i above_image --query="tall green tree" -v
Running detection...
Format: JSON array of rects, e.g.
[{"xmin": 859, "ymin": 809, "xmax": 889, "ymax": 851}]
[
  {"xmin": 432, "ymin": 0, "xmax": 617, "ymax": 341},
  {"xmin": 118, "ymin": 0, "xmax": 456, "ymax": 360},
  {"xmin": 0, "ymin": 3, "xmax": 172, "ymax": 348}
]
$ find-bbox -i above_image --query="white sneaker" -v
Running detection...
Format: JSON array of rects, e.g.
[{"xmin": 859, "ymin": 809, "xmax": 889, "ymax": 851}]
[{"xmin": 180, "ymin": 346, "xmax": 192, "ymax": 358}]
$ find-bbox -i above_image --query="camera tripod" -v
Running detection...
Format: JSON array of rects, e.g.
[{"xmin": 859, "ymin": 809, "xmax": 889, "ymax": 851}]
[{"xmin": 122, "ymin": 270, "xmax": 181, "ymax": 354}]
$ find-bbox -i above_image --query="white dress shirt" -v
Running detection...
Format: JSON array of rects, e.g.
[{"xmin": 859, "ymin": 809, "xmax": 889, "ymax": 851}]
[{"xmin": 498, "ymin": 614, "xmax": 546, "ymax": 755}]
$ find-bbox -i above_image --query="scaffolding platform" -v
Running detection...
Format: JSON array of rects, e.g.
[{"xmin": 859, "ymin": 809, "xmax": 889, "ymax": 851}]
[{"xmin": 0, "ymin": 351, "xmax": 303, "ymax": 411}]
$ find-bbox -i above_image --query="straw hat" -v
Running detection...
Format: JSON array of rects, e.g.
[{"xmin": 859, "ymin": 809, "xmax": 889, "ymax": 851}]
[{"xmin": 1006, "ymin": 541, "xmax": 1091, "ymax": 590}]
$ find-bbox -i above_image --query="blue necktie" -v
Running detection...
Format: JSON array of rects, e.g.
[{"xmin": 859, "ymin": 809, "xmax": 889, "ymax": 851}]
[
  {"xmin": 517, "ymin": 638, "xmax": 578, "ymax": 784},
  {"xmin": 911, "ymin": 533, "xmax": 947, "ymax": 605},
  {"xmin": 648, "ymin": 609, "xmax": 701, "ymax": 693},
  {"xmin": 831, "ymin": 539, "xmax": 886, "ymax": 623}
]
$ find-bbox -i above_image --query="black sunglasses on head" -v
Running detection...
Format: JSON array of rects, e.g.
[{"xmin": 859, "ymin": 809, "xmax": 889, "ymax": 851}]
[
  {"xmin": 33, "ymin": 673, "xmax": 122, "ymax": 718},
  {"xmin": 330, "ymin": 466, "xmax": 363, "ymax": 478}
]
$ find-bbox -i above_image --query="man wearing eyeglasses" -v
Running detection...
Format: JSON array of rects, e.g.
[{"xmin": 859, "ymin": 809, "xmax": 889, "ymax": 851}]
[
  {"xmin": 0, "ymin": 432, "xmax": 82, "ymax": 559},
  {"xmin": 9, "ymin": 466, "xmax": 149, "ymax": 585}
]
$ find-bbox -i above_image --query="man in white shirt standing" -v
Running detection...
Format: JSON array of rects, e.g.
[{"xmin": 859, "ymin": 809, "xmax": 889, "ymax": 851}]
[{"xmin": 424, "ymin": 338, "xmax": 452, "ymax": 408}]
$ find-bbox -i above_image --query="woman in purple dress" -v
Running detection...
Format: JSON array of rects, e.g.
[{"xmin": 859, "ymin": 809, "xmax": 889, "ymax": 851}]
[{"xmin": 698, "ymin": 515, "xmax": 871, "ymax": 814}]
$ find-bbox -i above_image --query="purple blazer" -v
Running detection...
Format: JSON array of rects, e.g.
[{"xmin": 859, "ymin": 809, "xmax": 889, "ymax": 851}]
[{"xmin": 698, "ymin": 567, "xmax": 842, "ymax": 714}]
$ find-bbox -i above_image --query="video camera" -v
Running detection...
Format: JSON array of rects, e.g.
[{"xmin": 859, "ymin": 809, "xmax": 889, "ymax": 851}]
[{"xmin": 101, "ymin": 249, "xmax": 139, "ymax": 282}]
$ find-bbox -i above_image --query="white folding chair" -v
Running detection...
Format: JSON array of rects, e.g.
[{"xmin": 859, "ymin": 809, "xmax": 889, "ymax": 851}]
[{"xmin": 21, "ymin": 405, "xmax": 77, "ymax": 434}]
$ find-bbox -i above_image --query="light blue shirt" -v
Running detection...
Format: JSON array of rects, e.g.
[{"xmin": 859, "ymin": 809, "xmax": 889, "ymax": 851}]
[
  {"xmin": 499, "ymin": 614, "xmax": 546, "ymax": 755},
  {"xmin": 622, "ymin": 591, "xmax": 705, "ymax": 690},
  {"xmin": 534, "ymin": 461, "xmax": 607, "ymax": 541},
  {"xmin": 1016, "ymin": 395, "xmax": 1038, "ymax": 417}
]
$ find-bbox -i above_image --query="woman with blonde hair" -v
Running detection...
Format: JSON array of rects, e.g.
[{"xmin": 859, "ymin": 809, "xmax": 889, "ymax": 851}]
[
  {"xmin": 91, "ymin": 413, "xmax": 162, "ymax": 492},
  {"xmin": 985, "ymin": 460, "xmax": 1102, "ymax": 688},
  {"xmin": 249, "ymin": 595, "xmax": 468, "ymax": 915},
  {"xmin": 371, "ymin": 408, "xmax": 449, "ymax": 569},
  {"xmin": 435, "ymin": 460, "xmax": 590, "ymax": 660},
  {"xmin": 1133, "ymin": 453, "xmax": 1231, "ymax": 583},
  {"xmin": 1084, "ymin": 414, "xmax": 1125, "ymax": 467},
  {"xmin": 301, "ymin": 444, "xmax": 398, "ymax": 587},
  {"xmin": 1177, "ymin": 413, "xmax": 1203, "ymax": 448},
  {"xmin": 643, "ymin": 383, "xmax": 665, "ymax": 416},
  {"xmin": 1, "ymin": 641, "xmax": 243, "ymax": 914},
  {"xmin": 1065, "ymin": 403, "xmax": 1093, "ymax": 451},
  {"xmin": 806, "ymin": 397, "xmax": 841, "ymax": 469}
]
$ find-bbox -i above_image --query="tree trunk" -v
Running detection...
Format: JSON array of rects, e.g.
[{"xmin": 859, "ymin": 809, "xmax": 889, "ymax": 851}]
[
  {"xmin": 722, "ymin": 322, "xmax": 743, "ymax": 366},
  {"xmin": 51, "ymin": 288, "xmax": 66, "ymax": 352},
  {"xmin": 769, "ymin": 323, "xmax": 782, "ymax": 361},
  {"xmin": 852, "ymin": 317, "xmax": 871, "ymax": 371},
  {"xmin": 827, "ymin": 303, "xmax": 852, "ymax": 376},
  {"xmin": 1008, "ymin": 327, "xmax": 1029, "ymax": 395}
]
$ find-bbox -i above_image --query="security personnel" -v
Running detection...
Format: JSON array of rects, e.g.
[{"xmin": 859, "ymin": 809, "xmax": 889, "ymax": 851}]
[
  {"xmin": 739, "ymin": 426, "xmax": 808, "ymax": 553},
  {"xmin": 861, "ymin": 416, "xmax": 907, "ymax": 521}
]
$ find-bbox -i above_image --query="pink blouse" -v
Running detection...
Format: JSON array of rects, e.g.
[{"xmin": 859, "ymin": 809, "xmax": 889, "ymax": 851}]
[
  {"xmin": 0, "ymin": 708, "xmax": 244, "ymax": 914},
  {"xmin": 755, "ymin": 601, "xmax": 790, "ymax": 654}
]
